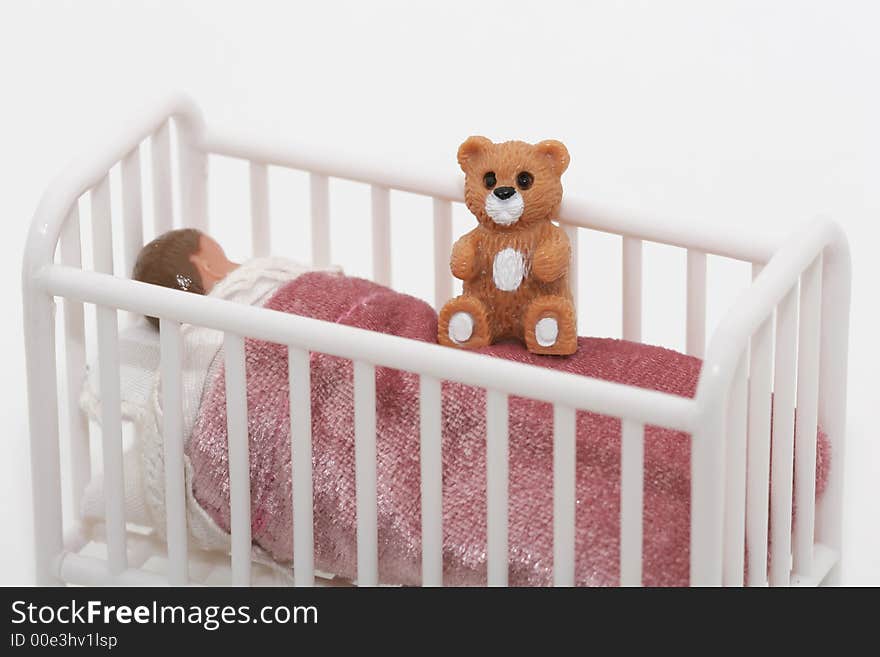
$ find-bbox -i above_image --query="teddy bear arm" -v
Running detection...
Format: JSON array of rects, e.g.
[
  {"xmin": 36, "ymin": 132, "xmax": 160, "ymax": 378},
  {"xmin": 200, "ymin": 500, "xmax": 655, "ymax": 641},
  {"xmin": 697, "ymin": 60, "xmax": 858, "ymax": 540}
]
[
  {"xmin": 450, "ymin": 232, "xmax": 479, "ymax": 281},
  {"xmin": 532, "ymin": 229, "xmax": 570, "ymax": 283}
]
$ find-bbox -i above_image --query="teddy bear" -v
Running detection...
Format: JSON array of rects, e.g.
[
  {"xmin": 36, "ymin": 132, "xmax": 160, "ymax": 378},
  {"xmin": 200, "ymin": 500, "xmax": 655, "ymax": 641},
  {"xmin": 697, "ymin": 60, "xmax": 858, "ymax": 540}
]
[{"xmin": 438, "ymin": 136, "xmax": 577, "ymax": 356}]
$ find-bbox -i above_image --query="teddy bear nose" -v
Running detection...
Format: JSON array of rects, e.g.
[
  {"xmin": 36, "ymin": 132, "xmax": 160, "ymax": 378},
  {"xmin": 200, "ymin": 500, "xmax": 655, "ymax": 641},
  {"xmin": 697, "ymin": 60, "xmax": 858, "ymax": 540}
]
[{"xmin": 493, "ymin": 186, "xmax": 516, "ymax": 200}]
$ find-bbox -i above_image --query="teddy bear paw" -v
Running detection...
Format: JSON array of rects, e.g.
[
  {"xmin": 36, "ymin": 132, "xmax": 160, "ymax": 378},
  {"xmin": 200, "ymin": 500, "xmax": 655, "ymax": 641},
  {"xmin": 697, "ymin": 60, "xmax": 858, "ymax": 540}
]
[
  {"xmin": 448, "ymin": 311, "xmax": 475, "ymax": 344},
  {"xmin": 524, "ymin": 296, "xmax": 577, "ymax": 356},
  {"xmin": 534, "ymin": 316, "xmax": 559, "ymax": 347},
  {"xmin": 438, "ymin": 295, "xmax": 491, "ymax": 350}
]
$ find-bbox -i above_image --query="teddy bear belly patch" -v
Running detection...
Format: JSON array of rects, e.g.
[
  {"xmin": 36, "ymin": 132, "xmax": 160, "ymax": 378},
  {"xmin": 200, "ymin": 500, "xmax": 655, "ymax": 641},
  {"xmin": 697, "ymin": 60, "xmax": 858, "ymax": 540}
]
[{"xmin": 492, "ymin": 247, "xmax": 527, "ymax": 291}]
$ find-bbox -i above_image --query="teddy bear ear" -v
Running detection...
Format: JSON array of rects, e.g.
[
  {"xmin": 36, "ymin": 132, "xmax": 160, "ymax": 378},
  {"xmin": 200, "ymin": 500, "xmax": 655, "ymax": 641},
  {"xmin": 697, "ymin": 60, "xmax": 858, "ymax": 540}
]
[
  {"xmin": 457, "ymin": 136, "xmax": 493, "ymax": 171},
  {"xmin": 535, "ymin": 140, "xmax": 570, "ymax": 175}
]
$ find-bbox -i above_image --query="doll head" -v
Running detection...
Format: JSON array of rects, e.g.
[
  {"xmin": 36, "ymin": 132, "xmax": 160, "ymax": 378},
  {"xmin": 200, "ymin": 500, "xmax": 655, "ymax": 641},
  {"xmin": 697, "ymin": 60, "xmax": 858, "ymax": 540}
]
[
  {"xmin": 132, "ymin": 228, "xmax": 238, "ymax": 327},
  {"xmin": 457, "ymin": 136, "xmax": 569, "ymax": 230}
]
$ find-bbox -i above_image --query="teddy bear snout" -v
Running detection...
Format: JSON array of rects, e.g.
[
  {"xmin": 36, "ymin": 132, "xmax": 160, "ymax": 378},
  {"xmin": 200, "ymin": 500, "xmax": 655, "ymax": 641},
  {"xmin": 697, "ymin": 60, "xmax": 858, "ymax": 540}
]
[{"xmin": 484, "ymin": 187, "xmax": 525, "ymax": 225}]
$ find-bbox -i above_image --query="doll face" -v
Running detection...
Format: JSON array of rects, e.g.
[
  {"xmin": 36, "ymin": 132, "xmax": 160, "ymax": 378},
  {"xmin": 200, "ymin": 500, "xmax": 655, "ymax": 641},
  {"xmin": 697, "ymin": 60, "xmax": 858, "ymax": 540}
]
[
  {"xmin": 189, "ymin": 235, "xmax": 239, "ymax": 292},
  {"xmin": 457, "ymin": 137, "xmax": 570, "ymax": 230}
]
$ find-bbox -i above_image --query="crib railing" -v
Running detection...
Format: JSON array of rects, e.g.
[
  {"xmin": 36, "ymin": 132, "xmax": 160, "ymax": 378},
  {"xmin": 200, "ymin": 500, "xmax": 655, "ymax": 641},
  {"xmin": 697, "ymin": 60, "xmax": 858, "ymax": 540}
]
[
  {"xmin": 23, "ymin": 94, "xmax": 850, "ymax": 587},
  {"xmin": 38, "ymin": 266, "xmax": 696, "ymax": 587},
  {"xmin": 692, "ymin": 219, "xmax": 850, "ymax": 586}
]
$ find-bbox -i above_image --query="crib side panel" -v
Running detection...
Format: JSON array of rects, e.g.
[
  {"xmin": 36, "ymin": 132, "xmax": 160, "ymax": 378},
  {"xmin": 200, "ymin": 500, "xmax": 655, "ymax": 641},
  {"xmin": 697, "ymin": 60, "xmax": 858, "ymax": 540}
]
[{"xmin": 695, "ymin": 221, "xmax": 849, "ymax": 588}]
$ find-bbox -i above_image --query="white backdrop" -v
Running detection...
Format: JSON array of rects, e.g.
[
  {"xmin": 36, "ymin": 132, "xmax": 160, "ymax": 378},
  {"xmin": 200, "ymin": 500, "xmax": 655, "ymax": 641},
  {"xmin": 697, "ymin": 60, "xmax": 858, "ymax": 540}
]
[{"xmin": 1, "ymin": 0, "xmax": 877, "ymax": 585}]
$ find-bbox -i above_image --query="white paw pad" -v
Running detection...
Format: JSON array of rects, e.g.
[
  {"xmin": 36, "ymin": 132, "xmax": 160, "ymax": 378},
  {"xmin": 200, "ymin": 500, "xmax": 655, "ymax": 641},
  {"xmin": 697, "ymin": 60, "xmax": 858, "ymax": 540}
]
[
  {"xmin": 535, "ymin": 317, "xmax": 559, "ymax": 347},
  {"xmin": 448, "ymin": 311, "xmax": 474, "ymax": 344}
]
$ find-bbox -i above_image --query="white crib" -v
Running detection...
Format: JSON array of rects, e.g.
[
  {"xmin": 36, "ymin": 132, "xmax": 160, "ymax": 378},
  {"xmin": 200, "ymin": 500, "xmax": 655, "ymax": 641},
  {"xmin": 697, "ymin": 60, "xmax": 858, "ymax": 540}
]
[{"xmin": 22, "ymin": 95, "xmax": 850, "ymax": 587}]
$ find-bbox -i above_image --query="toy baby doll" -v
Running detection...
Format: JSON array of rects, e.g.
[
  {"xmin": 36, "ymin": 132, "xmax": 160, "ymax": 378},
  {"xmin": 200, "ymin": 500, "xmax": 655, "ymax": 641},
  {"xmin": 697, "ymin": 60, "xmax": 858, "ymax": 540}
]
[
  {"xmin": 132, "ymin": 228, "xmax": 239, "ymax": 326},
  {"xmin": 134, "ymin": 228, "xmax": 239, "ymax": 298},
  {"xmin": 438, "ymin": 136, "xmax": 577, "ymax": 356},
  {"xmin": 132, "ymin": 228, "xmax": 336, "ymax": 329},
  {"xmin": 131, "ymin": 228, "xmax": 239, "ymax": 327}
]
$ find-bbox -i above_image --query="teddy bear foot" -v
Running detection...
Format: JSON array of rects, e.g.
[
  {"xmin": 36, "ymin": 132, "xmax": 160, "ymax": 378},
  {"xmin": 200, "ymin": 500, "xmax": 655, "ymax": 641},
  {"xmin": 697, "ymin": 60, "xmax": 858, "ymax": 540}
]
[
  {"xmin": 524, "ymin": 296, "xmax": 577, "ymax": 356},
  {"xmin": 438, "ymin": 295, "xmax": 491, "ymax": 350},
  {"xmin": 535, "ymin": 317, "xmax": 560, "ymax": 347}
]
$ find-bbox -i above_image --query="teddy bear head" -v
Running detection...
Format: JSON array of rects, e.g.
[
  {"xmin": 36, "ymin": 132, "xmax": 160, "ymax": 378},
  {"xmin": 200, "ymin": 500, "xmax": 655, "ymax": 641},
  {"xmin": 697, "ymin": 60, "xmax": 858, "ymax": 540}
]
[{"xmin": 457, "ymin": 136, "xmax": 569, "ymax": 230}]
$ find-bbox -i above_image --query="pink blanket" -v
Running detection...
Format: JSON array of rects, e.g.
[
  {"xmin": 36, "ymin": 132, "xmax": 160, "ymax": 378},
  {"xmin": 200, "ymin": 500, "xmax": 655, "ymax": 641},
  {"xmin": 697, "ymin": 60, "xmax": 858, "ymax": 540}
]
[{"xmin": 186, "ymin": 272, "xmax": 829, "ymax": 586}]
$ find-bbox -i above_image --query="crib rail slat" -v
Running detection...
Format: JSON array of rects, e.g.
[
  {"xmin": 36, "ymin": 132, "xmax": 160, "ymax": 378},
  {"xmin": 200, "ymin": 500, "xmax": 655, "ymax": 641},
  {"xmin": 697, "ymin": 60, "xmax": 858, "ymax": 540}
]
[
  {"xmin": 310, "ymin": 173, "xmax": 330, "ymax": 267},
  {"xmin": 371, "ymin": 186, "xmax": 391, "ymax": 286},
  {"xmin": 419, "ymin": 374, "xmax": 443, "ymax": 586},
  {"xmin": 794, "ymin": 256, "xmax": 822, "ymax": 577},
  {"xmin": 563, "ymin": 225, "xmax": 579, "ymax": 312},
  {"xmin": 686, "ymin": 249, "xmax": 707, "ymax": 357},
  {"xmin": 250, "ymin": 162, "xmax": 270, "ymax": 257},
  {"xmin": 723, "ymin": 355, "xmax": 748, "ymax": 586},
  {"xmin": 160, "ymin": 319, "xmax": 188, "ymax": 585},
  {"xmin": 121, "ymin": 146, "xmax": 144, "ymax": 277},
  {"xmin": 92, "ymin": 177, "xmax": 128, "ymax": 575},
  {"xmin": 486, "ymin": 389, "xmax": 509, "ymax": 586},
  {"xmin": 620, "ymin": 419, "xmax": 644, "ymax": 586},
  {"xmin": 289, "ymin": 347, "xmax": 314, "ymax": 587},
  {"xmin": 177, "ymin": 118, "xmax": 208, "ymax": 232},
  {"xmin": 746, "ymin": 263, "xmax": 773, "ymax": 587},
  {"xmin": 770, "ymin": 285, "xmax": 798, "ymax": 586},
  {"xmin": 553, "ymin": 404, "xmax": 576, "ymax": 586},
  {"xmin": 353, "ymin": 360, "xmax": 378, "ymax": 586},
  {"xmin": 690, "ymin": 414, "xmax": 725, "ymax": 586},
  {"xmin": 433, "ymin": 198, "xmax": 453, "ymax": 310},
  {"xmin": 94, "ymin": 303, "xmax": 125, "ymax": 572},
  {"xmin": 622, "ymin": 237, "xmax": 642, "ymax": 342},
  {"xmin": 60, "ymin": 206, "xmax": 91, "ymax": 516},
  {"xmin": 224, "ymin": 334, "xmax": 252, "ymax": 586},
  {"xmin": 151, "ymin": 121, "xmax": 174, "ymax": 234},
  {"xmin": 92, "ymin": 176, "xmax": 115, "ymax": 274}
]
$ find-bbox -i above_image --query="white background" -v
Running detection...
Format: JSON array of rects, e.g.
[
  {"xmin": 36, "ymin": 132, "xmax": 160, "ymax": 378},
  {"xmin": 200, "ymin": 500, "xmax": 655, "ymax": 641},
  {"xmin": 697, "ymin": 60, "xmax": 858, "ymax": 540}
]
[{"xmin": 1, "ymin": 0, "xmax": 877, "ymax": 585}]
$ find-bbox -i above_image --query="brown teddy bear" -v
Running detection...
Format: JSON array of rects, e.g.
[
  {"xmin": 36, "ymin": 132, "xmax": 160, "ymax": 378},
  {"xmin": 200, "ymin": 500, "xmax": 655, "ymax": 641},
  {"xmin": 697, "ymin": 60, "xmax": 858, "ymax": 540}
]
[{"xmin": 438, "ymin": 136, "xmax": 577, "ymax": 356}]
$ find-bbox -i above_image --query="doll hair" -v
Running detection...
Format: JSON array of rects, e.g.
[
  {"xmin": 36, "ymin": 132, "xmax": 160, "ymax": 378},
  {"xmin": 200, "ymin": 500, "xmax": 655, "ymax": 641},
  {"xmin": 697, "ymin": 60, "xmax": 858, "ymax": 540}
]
[{"xmin": 132, "ymin": 228, "xmax": 206, "ymax": 328}]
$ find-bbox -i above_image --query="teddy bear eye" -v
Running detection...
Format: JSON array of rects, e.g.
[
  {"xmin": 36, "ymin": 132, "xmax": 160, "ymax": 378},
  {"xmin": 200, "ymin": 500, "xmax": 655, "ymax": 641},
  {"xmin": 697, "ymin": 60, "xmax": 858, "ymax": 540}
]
[
  {"xmin": 516, "ymin": 171, "xmax": 534, "ymax": 190},
  {"xmin": 483, "ymin": 172, "xmax": 497, "ymax": 189}
]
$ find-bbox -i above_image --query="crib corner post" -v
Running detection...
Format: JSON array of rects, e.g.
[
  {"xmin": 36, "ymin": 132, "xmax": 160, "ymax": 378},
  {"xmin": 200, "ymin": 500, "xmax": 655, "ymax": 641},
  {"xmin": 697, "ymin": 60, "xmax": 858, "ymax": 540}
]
[
  {"xmin": 175, "ymin": 111, "xmax": 208, "ymax": 232},
  {"xmin": 22, "ymin": 281, "xmax": 64, "ymax": 585},
  {"xmin": 814, "ymin": 223, "xmax": 851, "ymax": 585}
]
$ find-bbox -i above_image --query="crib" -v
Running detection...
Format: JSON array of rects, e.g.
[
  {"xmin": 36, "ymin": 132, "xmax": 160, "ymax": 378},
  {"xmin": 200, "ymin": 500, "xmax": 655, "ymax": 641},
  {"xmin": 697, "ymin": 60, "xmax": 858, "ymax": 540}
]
[{"xmin": 22, "ymin": 94, "xmax": 850, "ymax": 587}]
